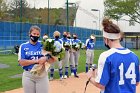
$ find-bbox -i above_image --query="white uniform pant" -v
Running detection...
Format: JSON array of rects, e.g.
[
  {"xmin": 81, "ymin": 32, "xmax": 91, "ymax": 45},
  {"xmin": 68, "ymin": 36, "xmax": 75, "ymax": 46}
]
[
  {"xmin": 69, "ymin": 51, "xmax": 74, "ymax": 66},
  {"xmin": 73, "ymin": 50, "xmax": 80, "ymax": 66},
  {"xmin": 63, "ymin": 50, "xmax": 70, "ymax": 67},
  {"xmin": 22, "ymin": 71, "xmax": 49, "ymax": 93},
  {"xmin": 86, "ymin": 49, "xmax": 94, "ymax": 64},
  {"xmin": 50, "ymin": 60, "xmax": 63, "ymax": 69}
]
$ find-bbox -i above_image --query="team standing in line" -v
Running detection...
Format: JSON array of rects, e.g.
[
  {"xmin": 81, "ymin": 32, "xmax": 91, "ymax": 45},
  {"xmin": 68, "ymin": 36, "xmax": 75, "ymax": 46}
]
[{"xmin": 42, "ymin": 31, "xmax": 95, "ymax": 80}]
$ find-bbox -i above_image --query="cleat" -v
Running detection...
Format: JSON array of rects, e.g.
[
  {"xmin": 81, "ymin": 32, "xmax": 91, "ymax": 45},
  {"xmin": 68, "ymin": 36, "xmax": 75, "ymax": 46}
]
[
  {"xmin": 71, "ymin": 73, "xmax": 74, "ymax": 76},
  {"xmin": 74, "ymin": 75, "xmax": 79, "ymax": 78},
  {"xmin": 49, "ymin": 77, "xmax": 54, "ymax": 81},
  {"xmin": 64, "ymin": 75, "xmax": 68, "ymax": 79},
  {"xmin": 60, "ymin": 76, "xmax": 63, "ymax": 81}
]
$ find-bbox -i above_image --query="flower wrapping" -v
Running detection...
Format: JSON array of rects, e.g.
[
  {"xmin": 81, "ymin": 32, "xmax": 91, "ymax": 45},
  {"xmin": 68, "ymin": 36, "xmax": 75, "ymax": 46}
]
[{"xmin": 30, "ymin": 62, "xmax": 51, "ymax": 77}]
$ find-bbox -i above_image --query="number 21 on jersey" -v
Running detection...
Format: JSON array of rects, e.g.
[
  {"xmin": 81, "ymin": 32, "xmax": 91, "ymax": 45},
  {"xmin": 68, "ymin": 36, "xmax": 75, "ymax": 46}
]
[{"xmin": 119, "ymin": 63, "xmax": 136, "ymax": 85}]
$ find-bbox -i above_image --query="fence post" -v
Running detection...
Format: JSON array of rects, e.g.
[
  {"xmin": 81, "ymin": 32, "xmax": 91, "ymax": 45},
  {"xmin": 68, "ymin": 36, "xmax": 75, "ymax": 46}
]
[
  {"xmin": 124, "ymin": 36, "xmax": 126, "ymax": 48},
  {"xmin": 136, "ymin": 36, "xmax": 138, "ymax": 50}
]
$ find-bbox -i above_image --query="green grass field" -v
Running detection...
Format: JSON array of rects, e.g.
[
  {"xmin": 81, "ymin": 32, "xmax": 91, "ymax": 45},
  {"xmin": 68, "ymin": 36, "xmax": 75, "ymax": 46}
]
[{"xmin": 0, "ymin": 49, "xmax": 140, "ymax": 92}]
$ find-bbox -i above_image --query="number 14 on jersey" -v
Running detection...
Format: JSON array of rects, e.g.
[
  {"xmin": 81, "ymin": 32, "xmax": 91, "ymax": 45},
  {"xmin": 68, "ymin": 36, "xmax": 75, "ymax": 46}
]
[{"xmin": 119, "ymin": 63, "xmax": 136, "ymax": 85}]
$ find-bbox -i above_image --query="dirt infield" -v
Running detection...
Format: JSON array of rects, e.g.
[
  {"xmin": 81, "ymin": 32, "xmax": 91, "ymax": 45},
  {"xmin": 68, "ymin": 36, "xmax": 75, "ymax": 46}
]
[{"xmin": 5, "ymin": 73, "xmax": 140, "ymax": 93}]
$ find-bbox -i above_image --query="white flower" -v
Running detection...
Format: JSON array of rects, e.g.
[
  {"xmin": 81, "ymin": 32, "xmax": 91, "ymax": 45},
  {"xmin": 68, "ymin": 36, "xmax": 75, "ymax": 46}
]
[
  {"xmin": 64, "ymin": 42, "xmax": 70, "ymax": 46},
  {"xmin": 46, "ymin": 39, "xmax": 53, "ymax": 42},
  {"xmin": 81, "ymin": 43, "xmax": 85, "ymax": 48},
  {"xmin": 54, "ymin": 41, "xmax": 62, "ymax": 52},
  {"xmin": 43, "ymin": 36, "xmax": 48, "ymax": 40},
  {"xmin": 75, "ymin": 44, "xmax": 80, "ymax": 48}
]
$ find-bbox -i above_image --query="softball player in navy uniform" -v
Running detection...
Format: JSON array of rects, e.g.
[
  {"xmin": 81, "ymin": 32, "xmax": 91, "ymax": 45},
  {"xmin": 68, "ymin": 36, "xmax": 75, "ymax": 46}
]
[
  {"xmin": 49, "ymin": 31, "xmax": 64, "ymax": 80},
  {"xmin": 18, "ymin": 26, "xmax": 56, "ymax": 93},
  {"xmin": 87, "ymin": 18, "xmax": 139, "ymax": 93},
  {"xmin": 85, "ymin": 34, "xmax": 95, "ymax": 73},
  {"xmin": 61, "ymin": 31, "xmax": 71, "ymax": 79}
]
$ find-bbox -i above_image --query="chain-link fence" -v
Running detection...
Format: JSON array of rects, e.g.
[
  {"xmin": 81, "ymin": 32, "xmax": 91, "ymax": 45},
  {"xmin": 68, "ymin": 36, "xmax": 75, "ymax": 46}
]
[
  {"xmin": 0, "ymin": 21, "xmax": 104, "ymax": 50},
  {"xmin": 122, "ymin": 36, "xmax": 140, "ymax": 50}
]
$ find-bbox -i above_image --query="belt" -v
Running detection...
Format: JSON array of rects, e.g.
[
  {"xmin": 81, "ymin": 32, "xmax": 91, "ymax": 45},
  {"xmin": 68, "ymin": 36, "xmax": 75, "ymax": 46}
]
[
  {"xmin": 87, "ymin": 49, "xmax": 94, "ymax": 50},
  {"xmin": 25, "ymin": 69, "xmax": 31, "ymax": 71},
  {"xmin": 65, "ymin": 49, "xmax": 69, "ymax": 51}
]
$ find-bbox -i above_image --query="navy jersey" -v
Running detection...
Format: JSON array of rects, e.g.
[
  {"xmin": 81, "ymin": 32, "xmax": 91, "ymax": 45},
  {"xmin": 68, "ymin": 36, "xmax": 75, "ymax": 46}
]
[
  {"xmin": 85, "ymin": 39, "xmax": 95, "ymax": 50},
  {"xmin": 18, "ymin": 41, "xmax": 43, "ymax": 70},
  {"xmin": 95, "ymin": 48, "xmax": 139, "ymax": 93}
]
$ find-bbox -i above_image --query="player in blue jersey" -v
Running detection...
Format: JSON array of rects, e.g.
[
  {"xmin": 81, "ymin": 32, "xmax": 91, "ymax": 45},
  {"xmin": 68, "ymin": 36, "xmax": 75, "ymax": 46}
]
[
  {"xmin": 67, "ymin": 32, "xmax": 79, "ymax": 78},
  {"xmin": 85, "ymin": 34, "xmax": 96, "ymax": 73},
  {"xmin": 71, "ymin": 34, "xmax": 81, "ymax": 77},
  {"xmin": 49, "ymin": 31, "xmax": 64, "ymax": 80},
  {"xmin": 18, "ymin": 26, "xmax": 56, "ymax": 93},
  {"xmin": 61, "ymin": 31, "xmax": 71, "ymax": 79},
  {"xmin": 87, "ymin": 18, "xmax": 139, "ymax": 93}
]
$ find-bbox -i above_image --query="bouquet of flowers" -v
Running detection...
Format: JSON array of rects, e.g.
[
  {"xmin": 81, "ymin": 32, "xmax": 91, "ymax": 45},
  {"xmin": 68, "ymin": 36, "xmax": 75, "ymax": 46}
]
[
  {"xmin": 81, "ymin": 43, "xmax": 86, "ymax": 49},
  {"xmin": 30, "ymin": 39, "xmax": 64, "ymax": 76},
  {"xmin": 53, "ymin": 41, "xmax": 65, "ymax": 61},
  {"xmin": 63, "ymin": 42, "xmax": 71, "ymax": 50},
  {"xmin": 72, "ymin": 42, "xmax": 82, "ymax": 51},
  {"xmin": 42, "ymin": 39, "xmax": 55, "ymax": 52}
]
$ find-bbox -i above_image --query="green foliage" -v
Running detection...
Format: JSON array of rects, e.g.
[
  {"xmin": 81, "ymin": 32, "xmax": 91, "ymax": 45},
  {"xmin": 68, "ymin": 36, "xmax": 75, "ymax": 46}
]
[
  {"xmin": 42, "ymin": 39, "xmax": 65, "ymax": 60},
  {"xmin": 0, "ymin": 0, "xmax": 8, "ymax": 20},
  {"xmin": 42, "ymin": 39, "xmax": 55, "ymax": 52},
  {"xmin": 53, "ymin": 49, "xmax": 65, "ymax": 60},
  {"xmin": 63, "ymin": 42, "xmax": 71, "ymax": 49},
  {"xmin": 9, "ymin": 0, "xmax": 29, "ymax": 21},
  {"xmin": 72, "ymin": 42, "xmax": 82, "ymax": 51},
  {"xmin": 104, "ymin": 0, "xmax": 140, "ymax": 24},
  {"xmin": 1, "ymin": 1, "xmax": 76, "ymax": 25}
]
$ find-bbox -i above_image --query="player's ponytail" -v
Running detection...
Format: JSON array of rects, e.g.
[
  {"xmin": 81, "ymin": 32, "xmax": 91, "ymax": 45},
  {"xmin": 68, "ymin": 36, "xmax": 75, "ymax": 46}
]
[
  {"xmin": 102, "ymin": 18, "xmax": 120, "ymax": 34},
  {"xmin": 102, "ymin": 17, "xmax": 122, "ymax": 39}
]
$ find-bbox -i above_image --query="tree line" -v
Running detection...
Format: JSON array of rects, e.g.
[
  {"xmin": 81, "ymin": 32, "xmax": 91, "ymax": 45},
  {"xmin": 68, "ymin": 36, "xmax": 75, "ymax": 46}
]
[
  {"xmin": 0, "ymin": 0, "xmax": 77, "ymax": 26},
  {"xmin": 0, "ymin": 0, "xmax": 139, "ymax": 25}
]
